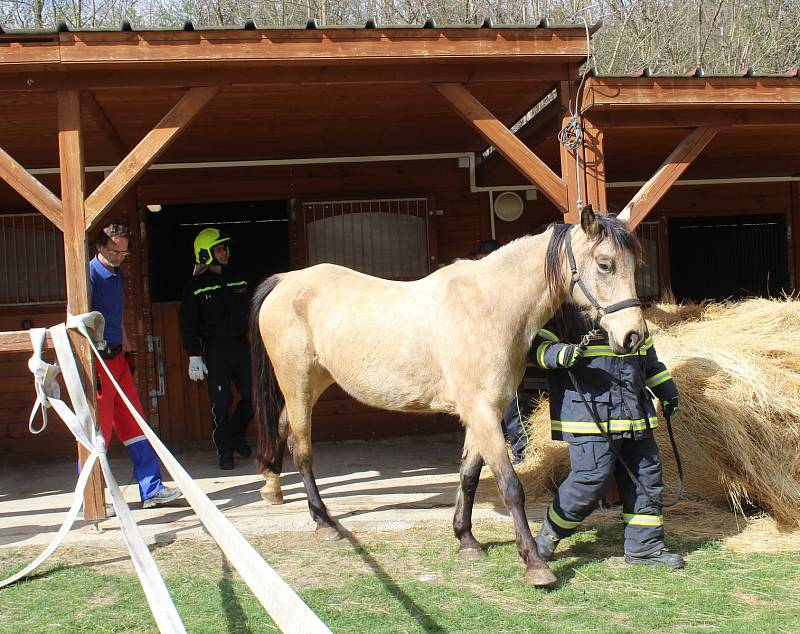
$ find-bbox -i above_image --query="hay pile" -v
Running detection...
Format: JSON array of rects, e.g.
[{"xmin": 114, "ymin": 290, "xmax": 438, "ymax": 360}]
[{"xmin": 516, "ymin": 297, "xmax": 800, "ymax": 529}]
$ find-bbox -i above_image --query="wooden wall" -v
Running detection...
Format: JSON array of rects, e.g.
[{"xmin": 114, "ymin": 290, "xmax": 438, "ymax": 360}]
[{"xmin": 2, "ymin": 159, "xmax": 476, "ymax": 461}]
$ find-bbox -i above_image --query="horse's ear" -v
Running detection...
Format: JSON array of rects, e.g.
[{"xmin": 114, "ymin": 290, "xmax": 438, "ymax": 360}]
[{"xmin": 580, "ymin": 204, "xmax": 598, "ymax": 238}]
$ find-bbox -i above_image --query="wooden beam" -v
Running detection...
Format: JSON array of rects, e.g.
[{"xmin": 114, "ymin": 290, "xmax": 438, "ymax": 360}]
[
  {"xmin": 1, "ymin": 63, "xmax": 572, "ymax": 92},
  {"xmin": 55, "ymin": 29, "xmax": 589, "ymax": 66},
  {"xmin": 587, "ymin": 76, "xmax": 800, "ymax": 108},
  {"xmin": 84, "ymin": 86, "xmax": 219, "ymax": 231},
  {"xmin": 478, "ymin": 98, "xmax": 560, "ymax": 182},
  {"xmin": 82, "ymin": 91, "xmax": 129, "ymax": 159},
  {"xmin": 586, "ymin": 108, "xmax": 800, "ymax": 130},
  {"xmin": 0, "ymin": 146, "xmax": 63, "ymax": 230},
  {"xmin": 58, "ymin": 89, "xmax": 106, "ymax": 522},
  {"xmin": 435, "ymin": 82, "xmax": 567, "ymax": 212},
  {"xmin": 621, "ymin": 126, "xmax": 719, "ymax": 230},
  {"xmin": 558, "ymin": 80, "xmax": 581, "ymax": 223},
  {"xmin": 0, "ymin": 330, "xmax": 54, "ymax": 352}
]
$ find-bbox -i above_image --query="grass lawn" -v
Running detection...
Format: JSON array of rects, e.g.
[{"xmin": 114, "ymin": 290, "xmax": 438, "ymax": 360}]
[{"xmin": 1, "ymin": 519, "xmax": 799, "ymax": 633}]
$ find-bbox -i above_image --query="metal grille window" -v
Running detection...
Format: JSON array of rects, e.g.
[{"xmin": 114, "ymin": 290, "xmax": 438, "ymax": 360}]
[
  {"xmin": 303, "ymin": 198, "xmax": 430, "ymax": 280},
  {"xmin": 0, "ymin": 214, "xmax": 66, "ymax": 305},
  {"xmin": 635, "ymin": 221, "xmax": 660, "ymax": 302}
]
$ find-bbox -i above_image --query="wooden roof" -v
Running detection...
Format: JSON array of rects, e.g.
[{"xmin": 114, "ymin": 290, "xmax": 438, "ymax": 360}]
[{"xmin": 0, "ymin": 26, "xmax": 590, "ymax": 169}]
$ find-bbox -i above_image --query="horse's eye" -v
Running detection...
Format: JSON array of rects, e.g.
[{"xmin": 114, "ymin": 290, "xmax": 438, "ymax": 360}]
[{"xmin": 597, "ymin": 260, "xmax": 612, "ymax": 273}]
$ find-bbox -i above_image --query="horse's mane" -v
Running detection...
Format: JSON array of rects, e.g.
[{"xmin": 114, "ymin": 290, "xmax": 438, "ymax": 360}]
[{"xmin": 544, "ymin": 214, "xmax": 641, "ymax": 308}]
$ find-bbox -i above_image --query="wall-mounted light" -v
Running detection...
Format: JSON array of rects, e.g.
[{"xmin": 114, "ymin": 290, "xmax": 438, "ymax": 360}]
[
  {"xmin": 146, "ymin": 204, "xmax": 162, "ymax": 213},
  {"xmin": 493, "ymin": 191, "xmax": 524, "ymax": 222}
]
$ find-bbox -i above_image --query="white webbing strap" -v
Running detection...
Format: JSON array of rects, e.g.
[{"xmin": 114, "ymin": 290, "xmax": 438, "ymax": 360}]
[
  {"xmin": 27, "ymin": 327, "xmax": 61, "ymax": 434},
  {"xmin": 68, "ymin": 315, "xmax": 331, "ymax": 634},
  {"xmin": 4, "ymin": 323, "xmax": 188, "ymax": 634}
]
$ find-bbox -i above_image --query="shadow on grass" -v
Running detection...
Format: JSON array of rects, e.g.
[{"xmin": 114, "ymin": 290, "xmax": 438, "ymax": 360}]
[
  {"xmin": 341, "ymin": 530, "xmax": 445, "ymax": 633},
  {"xmin": 219, "ymin": 556, "xmax": 254, "ymax": 634}
]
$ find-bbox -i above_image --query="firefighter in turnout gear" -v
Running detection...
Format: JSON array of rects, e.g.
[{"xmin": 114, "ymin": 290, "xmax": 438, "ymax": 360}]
[
  {"xmin": 533, "ymin": 304, "xmax": 685, "ymax": 569},
  {"xmin": 180, "ymin": 228, "xmax": 253, "ymax": 470}
]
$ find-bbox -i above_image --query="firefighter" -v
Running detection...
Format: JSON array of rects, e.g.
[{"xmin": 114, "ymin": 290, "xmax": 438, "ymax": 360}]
[
  {"xmin": 180, "ymin": 228, "xmax": 253, "ymax": 470},
  {"xmin": 533, "ymin": 303, "xmax": 684, "ymax": 568}
]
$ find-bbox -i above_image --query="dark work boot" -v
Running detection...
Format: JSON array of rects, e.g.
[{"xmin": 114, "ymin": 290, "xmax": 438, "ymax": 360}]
[
  {"xmin": 219, "ymin": 452, "xmax": 234, "ymax": 471},
  {"xmin": 625, "ymin": 549, "xmax": 685, "ymax": 569},
  {"xmin": 535, "ymin": 520, "xmax": 561, "ymax": 562}
]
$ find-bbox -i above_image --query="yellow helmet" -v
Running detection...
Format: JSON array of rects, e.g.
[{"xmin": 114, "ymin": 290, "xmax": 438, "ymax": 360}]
[{"xmin": 193, "ymin": 228, "xmax": 230, "ymax": 264}]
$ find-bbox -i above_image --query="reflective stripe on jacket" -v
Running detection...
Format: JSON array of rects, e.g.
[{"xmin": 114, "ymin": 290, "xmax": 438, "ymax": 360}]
[{"xmin": 532, "ymin": 318, "xmax": 678, "ymax": 442}]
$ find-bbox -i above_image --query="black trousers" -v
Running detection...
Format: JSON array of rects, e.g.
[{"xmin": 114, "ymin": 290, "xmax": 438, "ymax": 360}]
[
  {"xmin": 546, "ymin": 435, "xmax": 665, "ymax": 556},
  {"xmin": 501, "ymin": 390, "xmax": 534, "ymax": 462},
  {"xmin": 204, "ymin": 338, "xmax": 253, "ymax": 455}
]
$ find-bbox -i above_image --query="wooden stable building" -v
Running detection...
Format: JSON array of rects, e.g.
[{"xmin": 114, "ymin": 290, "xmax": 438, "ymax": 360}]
[{"xmin": 1, "ymin": 22, "xmax": 799, "ymax": 478}]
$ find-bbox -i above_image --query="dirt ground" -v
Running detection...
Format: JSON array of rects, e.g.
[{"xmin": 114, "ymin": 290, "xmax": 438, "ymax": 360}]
[{"xmin": 1, "ymin": 432, "xmax": 797, "ymax": 554}]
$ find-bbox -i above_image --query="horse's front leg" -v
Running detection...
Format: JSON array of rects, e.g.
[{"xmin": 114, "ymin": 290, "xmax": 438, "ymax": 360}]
[
  {"xmin": 260, "ymin": 408, "xmax": 290, "ymax": 504},
  {"xmin": 453, "ymin": 429, "xmax": 485, "ymax": 559},
  {"xmin": 465, "ymin": 403, "xmax": 556, "ymax": 587}
]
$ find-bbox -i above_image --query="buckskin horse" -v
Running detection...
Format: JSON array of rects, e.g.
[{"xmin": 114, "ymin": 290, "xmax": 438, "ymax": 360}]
[{"xmin": 249, "ymin": 205, "xmax": 644, "ymax": 586}]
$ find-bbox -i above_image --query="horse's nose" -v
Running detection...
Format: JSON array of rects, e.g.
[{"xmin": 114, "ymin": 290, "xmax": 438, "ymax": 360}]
[{"xmin": 623, "ymin": 331, "xmax": 641, "ymax": 353}]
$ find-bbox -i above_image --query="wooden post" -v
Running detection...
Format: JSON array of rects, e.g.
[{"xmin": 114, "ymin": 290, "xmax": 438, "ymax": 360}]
[
  {"xmin": 657, "ymin": 216, "xmax": 673, "ymax": 300},
  {"xmin": 58, "ymin": 90, "xmax": 106, "ymax": 521},
  {"xmin": 558, "ymin": 80, "xmax": 581, "ymax": 224},
  {"xmin": 582, "ymin": 116, "xmax": 607, "ymax": 212},
  {"xmin": 791, "ymin": 182, "xmax": 800, "ymax": 292}
]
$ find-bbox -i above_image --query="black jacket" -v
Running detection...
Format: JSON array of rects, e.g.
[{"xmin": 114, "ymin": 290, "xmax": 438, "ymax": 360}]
[
  {"xmin": 180, "ymin": 266, "xmax": 250, "ymax": 357},
  {"xmin": 533, "ymin": 311, "xmax": 678, "ymax": 443}
]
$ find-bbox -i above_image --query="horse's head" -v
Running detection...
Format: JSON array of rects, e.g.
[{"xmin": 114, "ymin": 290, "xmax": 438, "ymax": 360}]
[{"xmin": 546, "ymin": 205, "xmax": 645, "ymax": 354}]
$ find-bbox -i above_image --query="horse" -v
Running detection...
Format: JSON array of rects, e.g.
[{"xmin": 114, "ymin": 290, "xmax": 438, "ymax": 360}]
[{"xmin": 249, "ymin": 205, "xmax": 644, "ymax": 586}]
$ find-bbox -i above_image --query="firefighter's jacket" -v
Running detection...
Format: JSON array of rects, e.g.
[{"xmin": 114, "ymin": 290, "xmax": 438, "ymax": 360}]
[
  {"xmin": 180, "ymin": 265, "xmax": 250, "ymax": 357},
  {"xmin": 533, "ymin": 319, "xmax": 678, "ymax": 443}
]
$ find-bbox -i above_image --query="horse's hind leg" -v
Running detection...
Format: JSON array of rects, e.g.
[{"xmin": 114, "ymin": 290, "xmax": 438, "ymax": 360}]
[
  {"xmin": 463, "ymin": 402, "xmax": 556, "ymax": 587},
  {"xmin": 260, "ymin": 408, "xmax": 290, "ymax": 505},
  {"xmin": 453, "ymin": 430, "xmax": 485, "ymax": 559},
  {"xmin": 283, "ymin": 373, "xmax": 340, "ymax": 540}
]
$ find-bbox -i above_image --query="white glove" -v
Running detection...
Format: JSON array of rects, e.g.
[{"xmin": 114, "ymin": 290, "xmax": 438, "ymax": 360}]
[{"xmin": 188, "ymin": 356, "xmax": 208, "ymax": 381}]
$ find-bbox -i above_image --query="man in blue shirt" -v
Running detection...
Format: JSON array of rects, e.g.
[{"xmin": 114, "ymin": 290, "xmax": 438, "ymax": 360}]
[{"xmin": 91, "ymin": 224, "xmax": 181, "ymax": 509}]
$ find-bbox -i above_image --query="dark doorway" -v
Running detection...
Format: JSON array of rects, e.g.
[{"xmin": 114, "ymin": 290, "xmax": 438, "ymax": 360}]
[
  {"xmin": 146, "ymin": 201, "xmax": 290, "ymax": 302},
  {"xmin": 669, "ymin": 214, "xmax": 789, "ymax": 302}
]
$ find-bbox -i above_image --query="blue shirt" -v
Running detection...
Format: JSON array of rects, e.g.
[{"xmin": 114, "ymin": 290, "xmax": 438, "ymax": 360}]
[{"xmin": 89, "ymin": 255, "xmax": 124, "ymax": 345}]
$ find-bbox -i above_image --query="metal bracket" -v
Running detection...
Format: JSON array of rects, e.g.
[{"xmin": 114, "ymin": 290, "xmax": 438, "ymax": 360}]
[{"xmin": 145, "ymin": 335, "xmax": 166, "ymax": 397}]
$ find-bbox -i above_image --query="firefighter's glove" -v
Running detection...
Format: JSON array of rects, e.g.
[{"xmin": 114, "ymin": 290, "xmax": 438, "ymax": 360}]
[
  {"xmin": 662, "ymin": 397, "xmax": 679, "ymax": 418},
  {"xmin": 188, "ymin": 356, "xmax": 208, "ymax": 381},
  {"xmin": 556, "ymin": 344, "xmax": 584, "ymax": 368}
]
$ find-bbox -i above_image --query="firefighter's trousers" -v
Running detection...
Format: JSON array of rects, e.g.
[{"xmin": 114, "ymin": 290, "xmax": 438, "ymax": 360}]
[{"xmin": 545, "ymin": 435, "xmax": 665, "ymax": 556}]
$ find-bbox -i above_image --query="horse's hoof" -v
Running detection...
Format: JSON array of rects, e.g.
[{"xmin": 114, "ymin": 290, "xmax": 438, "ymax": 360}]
[
  {"xmin": 525, "ymin": 565, "xmax": 557, "ymax": 587},
  {"xmin": 316, "ymin": 525, "xmax": 343, "ymax": 541},
  {"xmin": 260, "ymin": 472, "xmax": 284, "ymax": 505},
  {"xmin": 260, "ymin": 488, "xmax": 284, "ymax": 505},
  {"xmin": 458, "ymin": 547, "xmax": 485, "ymax": 560}
]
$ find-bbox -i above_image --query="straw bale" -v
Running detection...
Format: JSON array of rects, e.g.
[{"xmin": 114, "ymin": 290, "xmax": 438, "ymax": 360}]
[{"xmin": 514, "ymin": 297, "xmax": 800, "ymax": 529}]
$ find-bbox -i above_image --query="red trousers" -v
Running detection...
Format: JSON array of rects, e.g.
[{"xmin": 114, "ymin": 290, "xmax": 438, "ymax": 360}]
[
  {"xmin": 96, "ymin": 354, "xmax": 163, "ymax": 501},
  {"xmin": 96, "ymin": 354, "xmax": 145, "ymax": 444}
]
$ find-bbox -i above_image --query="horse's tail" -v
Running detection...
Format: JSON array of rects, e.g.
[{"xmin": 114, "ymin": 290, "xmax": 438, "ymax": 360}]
[{"xmin": 250, "ymin": 273, "xmax": 285, "ymax": 473}]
